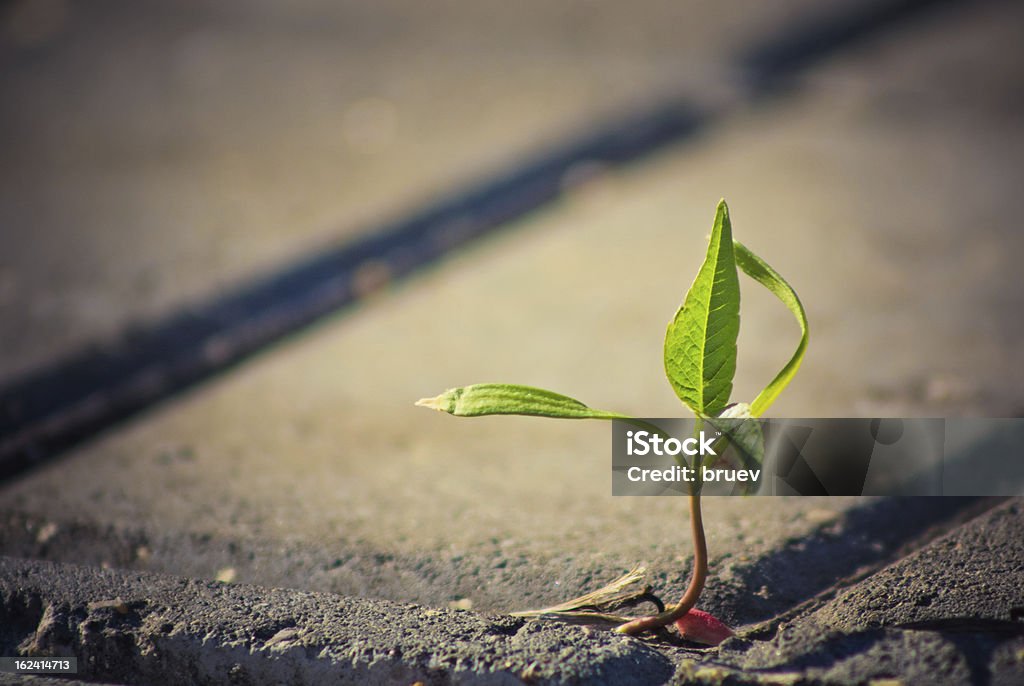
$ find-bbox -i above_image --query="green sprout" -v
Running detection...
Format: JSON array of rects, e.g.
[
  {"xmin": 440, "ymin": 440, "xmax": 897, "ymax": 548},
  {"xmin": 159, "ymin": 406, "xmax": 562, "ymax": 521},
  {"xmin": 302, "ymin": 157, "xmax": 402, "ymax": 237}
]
[{"xmin": 417, "ymin": 199, "xmax": 808, "ymax": 639}]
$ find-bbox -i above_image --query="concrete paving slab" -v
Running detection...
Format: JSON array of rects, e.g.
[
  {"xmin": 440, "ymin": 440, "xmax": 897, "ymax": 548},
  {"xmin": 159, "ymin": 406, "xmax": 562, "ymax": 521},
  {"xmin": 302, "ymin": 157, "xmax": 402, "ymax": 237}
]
[
  {"xmin": 711, "ymin": 498, "xmax": 1024, "ymax": 684},
  {"xmin": 0, "ymin": 0, "xmax": 846, "ymax": 385},
  {"xmin": 0, "ymin": 495, "xmax": 989, "ymax": 625},
  {"xmin": 0, "ymin": 556, "xmax": 676, "ymax": 686},
  {"xmin": 1, "ymin": 0, "xmax": 1022, "ymax": 627},
  {"xmin": 1, "ymin": 500, "xmax": 1021, "ymax": 685}
]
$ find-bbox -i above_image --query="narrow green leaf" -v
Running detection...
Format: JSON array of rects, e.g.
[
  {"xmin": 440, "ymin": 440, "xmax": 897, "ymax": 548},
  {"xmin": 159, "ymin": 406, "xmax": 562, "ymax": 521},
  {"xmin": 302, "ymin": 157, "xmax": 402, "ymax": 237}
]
[
  {"xmin": 664, "ymin": 199, "xmax": 741, "ymax": 417},
  {"xmin": 734, "ymin": 241, "xmax": 809, "ymax": 417},
  {"xmin": 416, "ymin": 383, "xmax": 628, "ymax": 420}
]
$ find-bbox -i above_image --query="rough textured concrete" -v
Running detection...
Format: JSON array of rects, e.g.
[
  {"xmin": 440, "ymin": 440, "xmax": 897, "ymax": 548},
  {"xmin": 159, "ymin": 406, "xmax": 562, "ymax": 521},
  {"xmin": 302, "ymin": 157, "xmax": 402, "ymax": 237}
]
[
  {"xmin": 1, "ymin": 500, "xmax": 1021, "ymax": 685},
  {"xmin": 0, "ymin": 556, "xmax": 675, "ymax": 686},
  {"xmin": 708, "ymin": 498, "xmax": 1024, "ymax": 685},
  {"xmin": 0, "ymin": 497, "xmax": 990, "ymax": 624},
  {"xmin": 0, "ymin": 0, "xmax": 842, "ymax": 384}
]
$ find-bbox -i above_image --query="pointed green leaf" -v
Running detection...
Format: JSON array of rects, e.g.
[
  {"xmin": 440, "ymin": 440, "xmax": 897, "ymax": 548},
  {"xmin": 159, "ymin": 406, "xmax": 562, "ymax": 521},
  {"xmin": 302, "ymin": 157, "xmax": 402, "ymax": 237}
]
[
  {"xmin": 416, "ymin": 383, "xmax": 628, "ymax": 420},
  {"xmin": 734, "ymin": 241, "xmax": 809, "ymax": 417},
  {"xmin": 664, "ymin": 199, "xmax": 741, "ymax": 417}
]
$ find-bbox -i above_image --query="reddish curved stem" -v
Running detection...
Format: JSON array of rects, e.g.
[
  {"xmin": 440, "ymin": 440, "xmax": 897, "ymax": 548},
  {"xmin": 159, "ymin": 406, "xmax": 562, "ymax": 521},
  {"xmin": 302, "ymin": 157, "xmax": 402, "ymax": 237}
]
[{"xmin": 614, "ymin": 493, "xmax": 707, "ymax": 635}]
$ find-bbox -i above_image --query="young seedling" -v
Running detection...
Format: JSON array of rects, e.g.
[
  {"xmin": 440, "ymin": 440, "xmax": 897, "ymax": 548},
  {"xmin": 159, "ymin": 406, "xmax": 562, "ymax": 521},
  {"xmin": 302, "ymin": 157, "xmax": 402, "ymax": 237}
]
[{"xmin": 417, "ymin": 199, "xmax": 808, "ymax": 641}]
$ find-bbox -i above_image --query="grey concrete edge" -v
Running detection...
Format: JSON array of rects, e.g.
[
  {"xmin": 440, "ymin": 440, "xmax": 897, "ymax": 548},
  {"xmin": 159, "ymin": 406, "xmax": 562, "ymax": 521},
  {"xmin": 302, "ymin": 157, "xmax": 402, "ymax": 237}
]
[
  {"xmin": 0, "ymin": 556, "xmax": 676, "ymax": 686},
  {"xmin": 2, "ymin": 499, "xmax": 1021, "ymax": 685}
]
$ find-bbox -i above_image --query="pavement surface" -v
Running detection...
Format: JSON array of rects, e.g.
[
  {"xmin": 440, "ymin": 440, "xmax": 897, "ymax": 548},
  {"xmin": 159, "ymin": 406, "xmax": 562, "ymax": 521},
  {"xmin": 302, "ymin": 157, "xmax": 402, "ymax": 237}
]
[
  {"xmin": 0, "ymin": 0, "xmax": 847, "ymax": 385},
  {"xmin": 1, "ymin": 500, "xmax": 1021, "ymax": 684},
  {"xmin": 1, "ymin": 0, "xmax": 1023, "ymax": 684}
]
